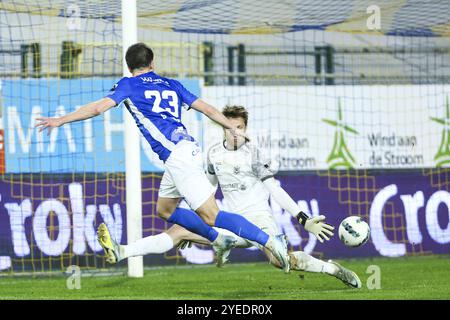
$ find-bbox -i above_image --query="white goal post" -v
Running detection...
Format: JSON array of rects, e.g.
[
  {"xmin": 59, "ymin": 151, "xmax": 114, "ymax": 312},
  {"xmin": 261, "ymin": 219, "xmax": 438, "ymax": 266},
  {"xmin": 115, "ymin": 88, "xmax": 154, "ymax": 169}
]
[{"xmin": 121, "ymin": 0, "xmax": 144, "ymax": 278}]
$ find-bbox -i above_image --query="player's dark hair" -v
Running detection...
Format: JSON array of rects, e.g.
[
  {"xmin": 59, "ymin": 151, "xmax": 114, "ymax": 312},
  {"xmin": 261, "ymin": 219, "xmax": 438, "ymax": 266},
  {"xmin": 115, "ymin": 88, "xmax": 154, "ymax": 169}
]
[
  {"xmin": 222, "ymin": 105, "xmax": 248, "ymax": 126},
  {"xmin": 125, "ymin": 43, "xmax": 154, "ymax": 72}
]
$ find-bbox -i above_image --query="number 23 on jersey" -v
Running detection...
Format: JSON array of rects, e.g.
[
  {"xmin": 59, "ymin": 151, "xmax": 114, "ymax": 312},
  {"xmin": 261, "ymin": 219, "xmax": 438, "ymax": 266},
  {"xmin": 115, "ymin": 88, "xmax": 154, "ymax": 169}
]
[{"xmin": 144, "ymin": 90, "xmax": 180, "ymax": 117}]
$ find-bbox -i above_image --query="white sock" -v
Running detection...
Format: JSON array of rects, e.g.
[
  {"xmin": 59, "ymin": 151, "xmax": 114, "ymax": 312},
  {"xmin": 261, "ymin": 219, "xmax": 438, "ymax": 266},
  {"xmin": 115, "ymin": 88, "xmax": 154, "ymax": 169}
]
[
  {"xmin": 291, "ymin": 251, "xmax": 337, "ymax": 275},
  {"xmin": 121, "ymin": 233, "xmax": 174, "ymax": 258}
]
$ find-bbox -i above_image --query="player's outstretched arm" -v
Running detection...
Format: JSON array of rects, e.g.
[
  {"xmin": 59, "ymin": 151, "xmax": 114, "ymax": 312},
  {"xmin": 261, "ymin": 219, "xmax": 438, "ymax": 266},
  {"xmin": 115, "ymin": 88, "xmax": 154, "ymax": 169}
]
[
  {"xmin": 190, "ymin": 99, "xmax": 249, "ymax": 140},
  {"xmin": 262, "ymin": 177, "xmax": 335, "ymax": 243},
  {"xmin": 35, "ymin": 97, "xmax": 116, "ymax": 135}
]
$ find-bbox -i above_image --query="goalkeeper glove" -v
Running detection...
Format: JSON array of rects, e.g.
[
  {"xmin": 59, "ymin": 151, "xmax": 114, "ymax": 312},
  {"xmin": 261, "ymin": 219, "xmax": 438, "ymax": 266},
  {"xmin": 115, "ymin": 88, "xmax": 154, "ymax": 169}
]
[{"xmin": 296, "ymin": 211, "xmax": 335, "ymax": 243}]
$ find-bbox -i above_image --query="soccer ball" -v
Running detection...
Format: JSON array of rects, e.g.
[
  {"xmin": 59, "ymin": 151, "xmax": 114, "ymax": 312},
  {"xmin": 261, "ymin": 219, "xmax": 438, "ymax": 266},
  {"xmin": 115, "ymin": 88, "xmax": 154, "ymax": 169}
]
[{"xmin": 338, "ymin": 216, "xmax": 370, "ymax": 247}]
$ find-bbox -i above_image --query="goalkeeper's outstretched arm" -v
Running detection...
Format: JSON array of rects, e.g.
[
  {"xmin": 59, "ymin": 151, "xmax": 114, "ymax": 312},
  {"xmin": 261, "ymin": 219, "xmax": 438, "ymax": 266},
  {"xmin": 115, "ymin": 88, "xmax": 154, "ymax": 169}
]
[
  {"xmin": 35, "ymin": 97, "xmax": 116, "ymax": 134},
  {"xmin": 262, "ymin": 177, "xmax": 335, "ymax": 243}
]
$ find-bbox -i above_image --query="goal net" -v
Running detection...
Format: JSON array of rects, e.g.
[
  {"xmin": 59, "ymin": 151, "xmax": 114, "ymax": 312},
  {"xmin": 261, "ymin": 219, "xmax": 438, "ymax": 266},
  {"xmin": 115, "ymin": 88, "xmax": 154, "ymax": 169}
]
[{"xmin": 1, "ymin": 0, "xmax": 449, "ymax": 275}]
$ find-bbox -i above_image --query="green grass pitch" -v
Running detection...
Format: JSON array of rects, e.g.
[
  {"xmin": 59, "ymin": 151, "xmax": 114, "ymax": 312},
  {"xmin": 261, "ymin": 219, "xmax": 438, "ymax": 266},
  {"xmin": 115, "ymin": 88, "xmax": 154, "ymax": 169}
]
[{"xmin": 1, "ymin": 255, "xmax": 449, "ymax": 300}]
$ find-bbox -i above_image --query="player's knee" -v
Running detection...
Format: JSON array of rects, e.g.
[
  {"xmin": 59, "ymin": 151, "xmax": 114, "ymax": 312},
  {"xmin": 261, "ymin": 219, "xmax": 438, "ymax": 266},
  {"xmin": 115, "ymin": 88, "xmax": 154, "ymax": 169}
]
[
  {"xmin": 203, "ymin": 214, "xmax": 216, "ymax": 226},
  {"xmin": 195, "ymin": 195, "xmax": 219, "ymax": 226},
  {"xmin": 156, "ymin": 203, "xmax": 173, "ymax": 220},
  {"xmin": 196, "ymin": 209, "xmax": 217, "ymax": 226}
]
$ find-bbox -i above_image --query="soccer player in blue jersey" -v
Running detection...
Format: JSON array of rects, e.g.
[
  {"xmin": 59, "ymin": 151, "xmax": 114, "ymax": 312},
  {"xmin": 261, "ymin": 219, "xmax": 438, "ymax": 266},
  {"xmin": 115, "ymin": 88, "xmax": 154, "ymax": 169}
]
[{"xmin": 35, "ymin": 43, "xmax": 290, "ymax": 272}]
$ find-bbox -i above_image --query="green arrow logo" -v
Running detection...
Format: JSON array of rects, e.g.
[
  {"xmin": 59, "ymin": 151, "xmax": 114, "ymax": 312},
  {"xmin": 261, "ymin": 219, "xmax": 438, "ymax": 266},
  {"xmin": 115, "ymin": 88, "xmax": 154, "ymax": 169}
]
[
  {"xmin": 430, "ymin": 96, "xmax": 450, "ymax": 167},
  {"xmin": 322, "ymin": 98, "xmax": 359, "ymax": 169}
]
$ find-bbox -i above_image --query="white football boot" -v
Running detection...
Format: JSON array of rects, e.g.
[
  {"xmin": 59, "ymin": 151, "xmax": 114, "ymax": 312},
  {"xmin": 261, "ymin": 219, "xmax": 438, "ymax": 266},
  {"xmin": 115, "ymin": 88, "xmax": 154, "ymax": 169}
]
[
  {"xmin": 266, "ymin": 234, "xmax": 290, "ymax": 273},
  {"xmin": 328, "ymin": 260, "xmax": 362, "ymax": 289},
  {"xmin": 212, "ymin": 234, "xmax": 237, "ymax": 267}
]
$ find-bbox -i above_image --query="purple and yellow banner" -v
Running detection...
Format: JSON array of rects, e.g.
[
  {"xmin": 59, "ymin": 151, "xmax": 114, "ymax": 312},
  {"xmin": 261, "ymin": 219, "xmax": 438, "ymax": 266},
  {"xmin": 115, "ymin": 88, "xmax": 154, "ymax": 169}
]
[{"xmin": 0, "ymin": 170, "xmax": 449, "ymax": 272}]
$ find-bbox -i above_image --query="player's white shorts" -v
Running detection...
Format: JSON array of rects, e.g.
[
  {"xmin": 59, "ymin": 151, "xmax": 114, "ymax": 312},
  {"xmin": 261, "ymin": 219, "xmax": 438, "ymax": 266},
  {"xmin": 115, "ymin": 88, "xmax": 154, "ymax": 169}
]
[
  {"xmin": 158, "ymin": 140, "xmax": 216, "ymax": 211},
  {"xmin": 214, "ymin": 211, "xmax": 281, "ymax": 250}
]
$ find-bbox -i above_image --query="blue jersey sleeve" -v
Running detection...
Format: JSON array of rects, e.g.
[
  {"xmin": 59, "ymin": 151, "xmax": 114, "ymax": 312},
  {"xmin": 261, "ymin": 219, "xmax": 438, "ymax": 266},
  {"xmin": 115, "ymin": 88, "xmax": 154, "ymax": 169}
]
[
  {"xmin": 106, "ymin": 77, "xmax": 130, "ymax": 105},
  {"xmin": 171, "ymin": 80, "xmax": 198, "ymax": 109}
]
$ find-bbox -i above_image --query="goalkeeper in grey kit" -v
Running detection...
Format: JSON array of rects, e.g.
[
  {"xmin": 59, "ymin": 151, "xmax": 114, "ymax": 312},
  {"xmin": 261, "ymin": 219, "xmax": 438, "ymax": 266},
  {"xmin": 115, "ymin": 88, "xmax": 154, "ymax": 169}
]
[{"xmin": 178, "ymin": 105, "xmax": 361, "ymax": 288}]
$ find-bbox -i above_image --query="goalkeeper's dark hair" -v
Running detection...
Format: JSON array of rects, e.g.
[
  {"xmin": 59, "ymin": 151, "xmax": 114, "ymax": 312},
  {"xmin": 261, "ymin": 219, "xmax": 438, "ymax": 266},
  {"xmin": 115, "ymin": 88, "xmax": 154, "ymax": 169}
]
[
  {"xmin": 222, "ymin": 105, "xmax": 248, "ymax": 126},
  {"xmin": 125, "ymin": 43, "xmax": 154, "ymax": 72}
]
